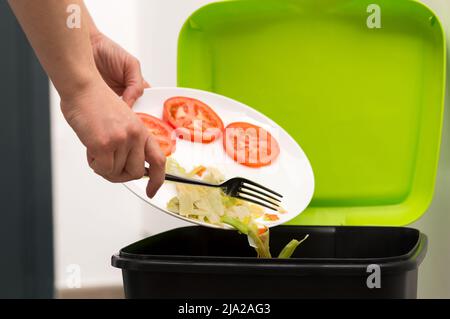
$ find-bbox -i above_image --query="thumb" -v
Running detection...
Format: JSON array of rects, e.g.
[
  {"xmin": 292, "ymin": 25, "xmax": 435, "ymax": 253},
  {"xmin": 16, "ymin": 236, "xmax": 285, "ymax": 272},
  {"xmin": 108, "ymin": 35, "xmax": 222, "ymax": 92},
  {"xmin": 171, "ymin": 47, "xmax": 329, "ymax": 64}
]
[
  {"xmin": 122, "ymin": 59, "xmax": 145, "ymax": 107},
  {"xmin": 122, "ymin": 82, "xmax": 144, "ymax": 107}
]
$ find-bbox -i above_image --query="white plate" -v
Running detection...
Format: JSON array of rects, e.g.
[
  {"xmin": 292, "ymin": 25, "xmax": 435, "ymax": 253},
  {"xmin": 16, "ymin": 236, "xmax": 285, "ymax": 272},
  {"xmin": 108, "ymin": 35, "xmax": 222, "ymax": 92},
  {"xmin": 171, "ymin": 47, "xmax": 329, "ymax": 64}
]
[{"xmin": 124, "ymin": 87, "xmax": 314, "ymax": 229}]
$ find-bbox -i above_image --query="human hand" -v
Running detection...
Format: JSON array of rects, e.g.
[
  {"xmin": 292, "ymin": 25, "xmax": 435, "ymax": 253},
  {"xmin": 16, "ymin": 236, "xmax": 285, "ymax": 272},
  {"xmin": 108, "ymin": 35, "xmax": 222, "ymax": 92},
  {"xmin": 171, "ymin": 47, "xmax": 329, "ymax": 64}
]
[
  {"xmin": 91, "ymin": 32, "xmax": 149, "ymax": 107},
  {"xmin": 60, "ymin": 79, "xmax": 166, "ymax": 198}
]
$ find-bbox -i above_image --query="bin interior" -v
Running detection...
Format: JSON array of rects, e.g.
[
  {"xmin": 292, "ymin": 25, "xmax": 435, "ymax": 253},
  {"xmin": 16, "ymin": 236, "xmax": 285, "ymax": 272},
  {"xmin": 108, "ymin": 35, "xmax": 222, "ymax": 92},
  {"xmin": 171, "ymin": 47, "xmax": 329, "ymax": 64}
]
[{"xmin": 121, "ymin": 226, "xmax": 420, "ymax": 260}]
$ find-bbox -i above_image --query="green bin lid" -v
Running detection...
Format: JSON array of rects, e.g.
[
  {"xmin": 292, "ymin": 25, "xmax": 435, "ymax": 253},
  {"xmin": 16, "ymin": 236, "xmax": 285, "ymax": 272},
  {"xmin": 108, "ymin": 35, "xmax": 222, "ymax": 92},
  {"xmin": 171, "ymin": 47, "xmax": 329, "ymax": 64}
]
[{"xmin": 177, "ymin": 0, "xmax": 446, "ymax": 226}]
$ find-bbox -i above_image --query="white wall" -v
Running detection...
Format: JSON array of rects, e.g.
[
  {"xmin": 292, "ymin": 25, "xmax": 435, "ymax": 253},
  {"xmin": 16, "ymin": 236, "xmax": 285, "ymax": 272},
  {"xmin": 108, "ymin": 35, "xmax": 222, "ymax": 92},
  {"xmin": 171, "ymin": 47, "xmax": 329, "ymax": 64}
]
[{"xmin": 52, "ymin": 0, "xmax": 450, "ymax": 297}]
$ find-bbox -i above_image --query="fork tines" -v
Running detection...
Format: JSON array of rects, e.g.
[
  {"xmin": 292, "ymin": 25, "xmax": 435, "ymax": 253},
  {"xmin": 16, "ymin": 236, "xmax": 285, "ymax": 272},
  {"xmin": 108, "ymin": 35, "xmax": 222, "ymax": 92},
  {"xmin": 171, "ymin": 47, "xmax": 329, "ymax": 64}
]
[{"xmin": 236, "ymin": 179, "xmax": 283, "ymax": 211}]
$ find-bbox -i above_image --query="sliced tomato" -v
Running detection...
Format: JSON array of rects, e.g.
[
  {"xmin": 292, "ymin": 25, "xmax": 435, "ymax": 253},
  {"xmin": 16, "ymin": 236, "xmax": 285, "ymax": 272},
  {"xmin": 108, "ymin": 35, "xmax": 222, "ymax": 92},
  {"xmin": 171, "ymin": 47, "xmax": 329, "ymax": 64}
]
[
  {"xmin": 163, "ymin": 96, "xmax": 224, "ymax": 143},
  {"xmin": 223, "ymin": 122, "xmax": 280, "ymax": 167},
  {"xmin": 136, "ymin": 113, "xmax": 176, "ymax": 156}
]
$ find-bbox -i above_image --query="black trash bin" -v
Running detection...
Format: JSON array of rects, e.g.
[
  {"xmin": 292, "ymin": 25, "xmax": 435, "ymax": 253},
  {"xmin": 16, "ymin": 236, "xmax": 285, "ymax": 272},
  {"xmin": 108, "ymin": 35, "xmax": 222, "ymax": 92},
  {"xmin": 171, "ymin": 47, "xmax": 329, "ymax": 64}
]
[{"xmin": 112, "ymin": 225, "xmax": 427, "ymax": 299}]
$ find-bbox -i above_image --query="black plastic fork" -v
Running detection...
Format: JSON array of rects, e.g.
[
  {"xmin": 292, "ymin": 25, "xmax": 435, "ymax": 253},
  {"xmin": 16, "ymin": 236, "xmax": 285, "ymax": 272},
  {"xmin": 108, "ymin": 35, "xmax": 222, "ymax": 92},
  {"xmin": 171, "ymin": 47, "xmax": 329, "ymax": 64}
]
[{"xmin": 145, "ymin": 168, "xmax": 282, "ymax": 210}]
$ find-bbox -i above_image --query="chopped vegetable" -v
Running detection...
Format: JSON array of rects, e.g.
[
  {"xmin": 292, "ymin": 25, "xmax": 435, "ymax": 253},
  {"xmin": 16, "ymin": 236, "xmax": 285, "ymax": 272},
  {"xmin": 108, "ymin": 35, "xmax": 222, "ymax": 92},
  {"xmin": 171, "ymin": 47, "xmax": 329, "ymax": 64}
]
[
  {"xmin": 221, "ymin": 215, "xmax": 271, "ymax": 258},
  {"xmin": 258, "ymin": 226, "xmax": 268, "ymax": 235},
  {"xmin": 277, "ymin": 235, "xmax": 309, "ymax": 258},
  {"xmin": 193, "ymin": 166, "xmax": 207, "ymax": 177},
  {"xmin": 166, "ymin": 158, "xmax": 264, "ymax": 226},
  {"xmin": 165, "ymin": 158, "xmax": 308, "ymax": 258},
  {"xmin": 263, "ymin": 213, "xmax": 280, "ymax": 221}
]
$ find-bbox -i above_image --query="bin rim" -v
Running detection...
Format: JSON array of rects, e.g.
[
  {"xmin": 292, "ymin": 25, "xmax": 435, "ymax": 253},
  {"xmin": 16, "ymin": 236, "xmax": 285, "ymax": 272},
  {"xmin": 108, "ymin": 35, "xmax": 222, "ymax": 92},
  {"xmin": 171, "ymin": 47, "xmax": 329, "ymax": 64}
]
[{"xmin": 112, "ymin": 226, "xmax": 427, "ymax": 276}]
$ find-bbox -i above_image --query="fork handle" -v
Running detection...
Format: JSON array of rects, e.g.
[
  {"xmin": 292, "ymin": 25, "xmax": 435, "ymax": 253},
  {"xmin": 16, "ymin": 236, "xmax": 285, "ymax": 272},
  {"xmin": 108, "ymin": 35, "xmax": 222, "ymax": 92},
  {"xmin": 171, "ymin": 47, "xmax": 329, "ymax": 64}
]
[
  {"xmin": 144, "ymin": 167, "xmax": 219, "ymax": 188},
  {"xmin": 165, "ymin": 173, "xmax": 219, "ymax": 187}
]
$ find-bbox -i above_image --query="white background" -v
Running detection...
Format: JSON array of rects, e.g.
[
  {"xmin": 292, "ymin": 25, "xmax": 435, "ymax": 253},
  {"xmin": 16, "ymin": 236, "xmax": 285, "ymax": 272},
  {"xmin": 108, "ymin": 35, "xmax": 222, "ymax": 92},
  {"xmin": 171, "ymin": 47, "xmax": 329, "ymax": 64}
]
[{"xmin": 50, "ymin": 0, "xmax": 450, "ymax": 297}]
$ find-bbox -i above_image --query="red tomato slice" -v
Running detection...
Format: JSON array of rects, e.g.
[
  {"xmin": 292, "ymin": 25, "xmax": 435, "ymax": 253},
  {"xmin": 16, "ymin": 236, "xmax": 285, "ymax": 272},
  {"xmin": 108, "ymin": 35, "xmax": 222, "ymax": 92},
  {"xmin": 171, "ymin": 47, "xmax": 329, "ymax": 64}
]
[
  {"xmin": 163, "ymin": 96, "xmax": 224, "ymax": 143},
  {"xmin": 136, "ymin": 113, "xmax": 176, "ymax": 156},
  {"xmin": 223, "ymin": 122, "xmax": 280, "ymax": 167}
]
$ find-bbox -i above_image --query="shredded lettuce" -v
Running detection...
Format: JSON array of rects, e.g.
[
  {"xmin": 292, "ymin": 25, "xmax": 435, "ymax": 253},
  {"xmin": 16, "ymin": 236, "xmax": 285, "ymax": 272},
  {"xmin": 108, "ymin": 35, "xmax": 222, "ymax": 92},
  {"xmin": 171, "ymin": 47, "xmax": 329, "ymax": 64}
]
[
  {"xmin": 277, "ymin": 235, "xmax": 309, "ymax": 258},
  {"xmin": 166, "ymin": 158, "xmax": 263, "ymax": 226},
  {"xmin": 221, "ymin": 215, "xmax": 271, "ymax": 258},
  {"xmin": 165, "ymin": 158, "xmax": 308, "ymax": 258}
]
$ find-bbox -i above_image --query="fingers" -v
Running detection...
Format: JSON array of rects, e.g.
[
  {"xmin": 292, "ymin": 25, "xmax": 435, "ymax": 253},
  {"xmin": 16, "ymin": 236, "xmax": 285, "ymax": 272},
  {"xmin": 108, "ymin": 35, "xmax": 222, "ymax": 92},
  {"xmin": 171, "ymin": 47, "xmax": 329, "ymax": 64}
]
[
  {"xmin": 124, "ymin": 133, "xmax": 146, "ymax": 180},
  {"xmin": 144, "ymin": 135, "xmax": 166, "ymax": 198},
  {"xmin": 87, "ymin": 120, "xmax": 146, "ymax": 183},
  {"xmin": 122, "ymin": 58, "xmax": 145, "ymax": 107},
  {"xmin": 86, "ymin": 151, "xmax": 95, "ymax": 166},
  {"xmin": 111, "ymin": 144, "xmax": 131, "ymax": 180},
  {"xmin": 88, "ymin": 148, "xmax": 114, "ymax": 177}
]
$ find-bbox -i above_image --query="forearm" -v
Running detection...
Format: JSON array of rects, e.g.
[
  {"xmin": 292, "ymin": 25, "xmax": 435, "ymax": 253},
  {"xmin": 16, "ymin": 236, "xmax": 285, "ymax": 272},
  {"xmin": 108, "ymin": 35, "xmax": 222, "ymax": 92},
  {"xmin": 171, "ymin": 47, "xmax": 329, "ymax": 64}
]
[
  {"xmin": 8, "ymin": 1, "xmax": 165, "ymax": 193},
  {"xmin": 79, "ymin": 1, "xmax": 102, "ymax": 43},
  {"xmin": 8, "ymin": 0, "xmax": 101, "ymax": 99}
]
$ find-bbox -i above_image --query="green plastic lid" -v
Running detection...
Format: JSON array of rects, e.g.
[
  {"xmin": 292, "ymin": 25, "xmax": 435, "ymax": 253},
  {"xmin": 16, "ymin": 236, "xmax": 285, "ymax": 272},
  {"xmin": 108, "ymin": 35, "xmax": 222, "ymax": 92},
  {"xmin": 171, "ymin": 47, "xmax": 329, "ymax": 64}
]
[{"xmin": 177, "ymin": 0, "xmax": 446, "ymax": 226}]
